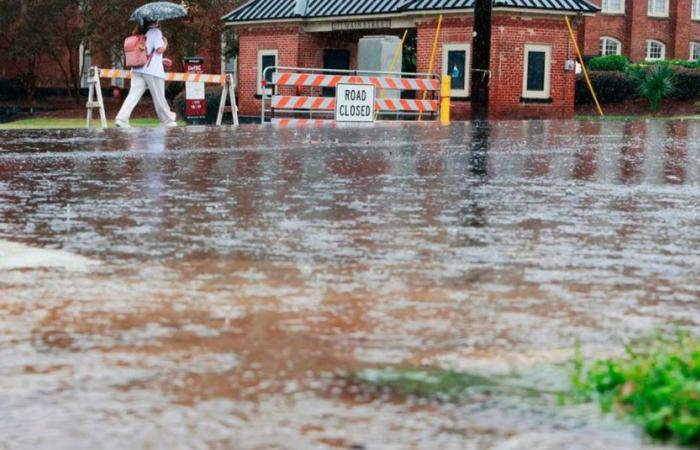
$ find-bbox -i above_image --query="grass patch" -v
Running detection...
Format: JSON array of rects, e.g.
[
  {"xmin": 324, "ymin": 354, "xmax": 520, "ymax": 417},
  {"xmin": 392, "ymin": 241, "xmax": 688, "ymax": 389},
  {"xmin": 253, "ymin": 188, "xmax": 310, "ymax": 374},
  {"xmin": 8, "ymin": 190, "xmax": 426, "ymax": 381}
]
[
  {"xmin": 571, "ymin": 332, "xmax": 700, "ymax": 446},
  {"xmin": 0, "ymin": 118, "xmax": 185, "ymax": 130},
  {"xmin": 351, "ymin": 368, "xmax": 496, "ymax": 402}
]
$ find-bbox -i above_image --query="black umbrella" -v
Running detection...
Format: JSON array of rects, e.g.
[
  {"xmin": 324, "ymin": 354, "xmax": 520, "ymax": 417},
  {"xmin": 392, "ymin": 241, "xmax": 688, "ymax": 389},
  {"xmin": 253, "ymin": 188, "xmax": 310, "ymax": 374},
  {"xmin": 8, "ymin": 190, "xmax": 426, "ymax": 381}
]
[{"xmin": 129, "ymin": 2, "xmax": 188, "ymax": 24}]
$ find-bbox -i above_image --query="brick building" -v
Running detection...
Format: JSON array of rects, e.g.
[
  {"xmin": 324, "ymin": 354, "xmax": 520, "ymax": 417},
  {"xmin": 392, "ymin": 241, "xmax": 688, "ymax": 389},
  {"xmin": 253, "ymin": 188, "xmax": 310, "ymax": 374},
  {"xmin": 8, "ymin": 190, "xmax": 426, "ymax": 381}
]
[
  {"xmin": 579, "ymin": 0, "xmax": 700, "ymax": 61},
  {"xmin": 223, "ymin": 0, "xmax": 598, "ymax": 120}
]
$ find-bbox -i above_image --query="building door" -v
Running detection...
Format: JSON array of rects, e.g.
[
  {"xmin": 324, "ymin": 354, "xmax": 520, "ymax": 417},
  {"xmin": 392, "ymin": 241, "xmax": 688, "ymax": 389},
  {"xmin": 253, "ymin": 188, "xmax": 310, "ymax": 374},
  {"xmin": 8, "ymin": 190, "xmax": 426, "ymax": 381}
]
[{"xmin": 323, "ymin": 49, "xmax": 350, "ymax": 97}]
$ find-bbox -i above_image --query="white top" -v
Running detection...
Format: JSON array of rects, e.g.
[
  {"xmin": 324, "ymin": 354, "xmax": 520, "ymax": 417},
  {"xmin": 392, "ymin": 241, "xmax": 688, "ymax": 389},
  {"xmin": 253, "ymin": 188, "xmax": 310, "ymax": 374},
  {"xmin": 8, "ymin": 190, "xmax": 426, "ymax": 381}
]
[{"xmin": 132, "ymin": 27, "xmax": 165, "ymax": 79}]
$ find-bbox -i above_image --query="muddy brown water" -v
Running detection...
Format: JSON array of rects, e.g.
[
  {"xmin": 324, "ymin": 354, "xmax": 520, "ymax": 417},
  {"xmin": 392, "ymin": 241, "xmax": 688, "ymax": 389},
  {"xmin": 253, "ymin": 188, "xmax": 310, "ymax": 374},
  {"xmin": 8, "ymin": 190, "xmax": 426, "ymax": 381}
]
[{"xmin": 0, "ymin": 121, "xmax": 698, "ymax": 449}]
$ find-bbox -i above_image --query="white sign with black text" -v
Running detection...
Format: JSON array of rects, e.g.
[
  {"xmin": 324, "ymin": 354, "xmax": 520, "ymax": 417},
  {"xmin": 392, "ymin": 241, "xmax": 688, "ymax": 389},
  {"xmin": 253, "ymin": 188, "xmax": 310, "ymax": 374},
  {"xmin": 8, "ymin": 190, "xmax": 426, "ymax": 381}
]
[{"xmin": 335, "ymin": 83, "xmax": 375, "ymax": 123}]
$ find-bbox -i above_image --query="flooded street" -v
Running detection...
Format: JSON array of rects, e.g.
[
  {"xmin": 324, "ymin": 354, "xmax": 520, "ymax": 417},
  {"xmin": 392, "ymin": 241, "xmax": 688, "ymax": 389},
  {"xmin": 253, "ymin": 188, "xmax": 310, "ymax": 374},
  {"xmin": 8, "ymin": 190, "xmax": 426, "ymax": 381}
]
[{"xmin": 0, "ymin": 121, "xmax": 698, "ymax": 449}]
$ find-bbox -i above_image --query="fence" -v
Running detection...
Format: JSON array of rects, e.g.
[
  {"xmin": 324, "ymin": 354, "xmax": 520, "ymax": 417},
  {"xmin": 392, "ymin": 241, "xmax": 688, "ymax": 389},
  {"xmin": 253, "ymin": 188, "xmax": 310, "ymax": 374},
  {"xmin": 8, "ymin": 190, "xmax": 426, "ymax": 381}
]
[
  {"xmin": 85, "ymin": 67, "xmax": 238, "ymax": 129},
  {"xmin": 261, "ymin": 66, "xmax": 446, "ymax": 125}
]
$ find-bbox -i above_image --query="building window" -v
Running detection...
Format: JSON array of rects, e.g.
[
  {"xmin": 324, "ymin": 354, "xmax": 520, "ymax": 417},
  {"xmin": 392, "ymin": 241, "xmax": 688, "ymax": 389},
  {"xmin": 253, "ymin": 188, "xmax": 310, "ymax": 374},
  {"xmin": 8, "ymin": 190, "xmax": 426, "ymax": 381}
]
[
  {"xmin": 111, "ymin": 51, "xmax": 125, "ymax": 88},
  {"xmin": 691, "ymin": 42, "xmax": 700, "ymax": 61},
  {"xmin": 645, "ymin": 40, "xmax": 666, "ymax": 61},
  {"xmin": 599, "ymin": 37, "xmax": 622, "ymax": 55},
  {"xmin": 79, "ymin": 42, "xmax": 92, "ymax": 88},
  {"xmin": 522, "ymin": 44, "xmax": 551, "ymax": 99},
  {"xmin": 257, "ymin": 49, "xmax": 277, "ymax": 96},
  {"xmin": 693, "ymin": 0, "xmax": 700, "ymax": 20},
  {"xmin": 221, "ymin": 30, "xmax": 238, "ymax": 85},
  {"xmin": 442, "ymin": 43, "xmax": 470, "ymax": 97},
  {"xmin": 648, "ymin": 0, "xmax": 668, "ymax": 17},
  {"xmin": 601, "ymin": 0, "xmax": 625, "ymax": 14}
]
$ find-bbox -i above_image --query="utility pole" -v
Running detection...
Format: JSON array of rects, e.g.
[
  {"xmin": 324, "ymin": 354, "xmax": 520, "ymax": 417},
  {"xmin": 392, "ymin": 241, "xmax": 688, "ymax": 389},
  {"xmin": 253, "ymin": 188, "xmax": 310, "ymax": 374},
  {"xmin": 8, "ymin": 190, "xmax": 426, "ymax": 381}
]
[{"xmin": 471, "ymin": 0, "xmax": 492, "ymax": 121}]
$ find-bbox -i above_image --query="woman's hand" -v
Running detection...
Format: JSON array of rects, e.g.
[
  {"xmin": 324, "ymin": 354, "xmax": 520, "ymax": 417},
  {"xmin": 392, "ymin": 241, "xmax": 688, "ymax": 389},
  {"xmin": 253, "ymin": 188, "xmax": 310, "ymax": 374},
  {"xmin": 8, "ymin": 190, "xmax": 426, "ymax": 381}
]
[{"xmin": 156, "ymin": 37, "xmax": 168, "ymax": 54}]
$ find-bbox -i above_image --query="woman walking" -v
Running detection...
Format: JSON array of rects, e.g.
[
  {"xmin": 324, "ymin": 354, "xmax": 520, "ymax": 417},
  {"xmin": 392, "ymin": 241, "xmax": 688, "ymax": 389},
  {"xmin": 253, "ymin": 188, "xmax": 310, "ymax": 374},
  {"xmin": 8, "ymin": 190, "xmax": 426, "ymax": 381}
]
[{"xmin": 116, "ymin": 20, "xmax": 177, "ymax": 128}]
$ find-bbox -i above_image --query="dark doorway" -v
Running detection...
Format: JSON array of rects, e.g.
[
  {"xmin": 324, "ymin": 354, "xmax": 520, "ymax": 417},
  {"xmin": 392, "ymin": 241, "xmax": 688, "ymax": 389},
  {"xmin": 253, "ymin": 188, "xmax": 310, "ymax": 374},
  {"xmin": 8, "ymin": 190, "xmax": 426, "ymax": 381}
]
[{"xmin": 323, "ymin": 49, "xmax": 350, "ymax": 97}]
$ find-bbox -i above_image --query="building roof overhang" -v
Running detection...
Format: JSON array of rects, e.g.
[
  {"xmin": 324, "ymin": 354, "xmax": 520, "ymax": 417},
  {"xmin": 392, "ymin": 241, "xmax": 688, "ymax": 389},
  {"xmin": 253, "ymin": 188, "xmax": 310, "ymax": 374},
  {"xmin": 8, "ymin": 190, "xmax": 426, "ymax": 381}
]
[{"xmin": 222, "ymin": 0, "xmax": 599, "ymax": 24}]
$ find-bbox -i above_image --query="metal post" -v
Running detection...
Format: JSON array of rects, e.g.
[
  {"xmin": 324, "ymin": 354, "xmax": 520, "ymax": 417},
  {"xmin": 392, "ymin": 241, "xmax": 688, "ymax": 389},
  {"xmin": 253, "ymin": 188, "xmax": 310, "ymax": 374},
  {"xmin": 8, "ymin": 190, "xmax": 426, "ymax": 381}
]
[
  {"xmin": 471, "ymin": 0, "xmax": 492, "ymax": 121},
  {"xmin": 440, "ymin": 75, "xmax": 451, "ymax": 125}
]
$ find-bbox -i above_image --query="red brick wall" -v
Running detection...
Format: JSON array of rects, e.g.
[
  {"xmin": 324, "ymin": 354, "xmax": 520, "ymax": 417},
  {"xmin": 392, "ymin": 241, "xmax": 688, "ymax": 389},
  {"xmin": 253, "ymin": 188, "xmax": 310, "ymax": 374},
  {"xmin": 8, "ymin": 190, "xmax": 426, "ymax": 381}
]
[
  {"xmin": 581, "ymin": 0, "xmax": 700, "ymax": 59},
  {"xmin": 237, "ymin": 26, "xmax": 304, "ymax": 116},
  {"xmin": 489, "ymin": 15, "xmax": 576, "ymax": 119},
  {"xmin": 416, "ymin": 17, "xmax": 473, "ymax": 120},
  {"xmin": 417, "ymin": 14, "xmax": 576, "ymax": 119},
  {"xmin": 235, "ymin": 26, "xmax": 400, "ymax": 116}
]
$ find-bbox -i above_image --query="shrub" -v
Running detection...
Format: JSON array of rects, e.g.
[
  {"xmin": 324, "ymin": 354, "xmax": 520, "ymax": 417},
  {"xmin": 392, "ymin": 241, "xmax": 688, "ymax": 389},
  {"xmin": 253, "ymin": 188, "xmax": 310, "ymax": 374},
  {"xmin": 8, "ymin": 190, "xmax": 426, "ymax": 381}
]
[
  {"xmin": 628, "ymin": 64, "xmax": 676, "ymax": 112},
  {"xmin": 572, "ymin": 332, "xmax": 700, "ymax": 446},
  {"xmin": 575, "ymin": 71, "xmax": 637, "ymax": 104},
  {"xmin": 670, "ymin": 68, "xmax": 700, "ymax": 100},
  {"xmin": 173, "ymin": 86, "xmax": 228, "ymax": 124},
  {"xmin": 165, "ymin": 82, "xmax": 184, "ymax": 102},
  {"xmin": 588, "ymin": 55, "xmax": 630, "ymax": 72},
  {"xmin": 0, "ymin": 78, "xmax": 28, "ymax": 101}
]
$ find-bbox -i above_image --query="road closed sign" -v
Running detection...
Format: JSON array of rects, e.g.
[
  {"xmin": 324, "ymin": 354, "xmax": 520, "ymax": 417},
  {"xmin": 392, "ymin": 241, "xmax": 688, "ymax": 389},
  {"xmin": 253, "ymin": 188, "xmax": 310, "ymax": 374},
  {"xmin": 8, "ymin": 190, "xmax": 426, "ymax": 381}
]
[{"xmin": 335, "ymin": 83, "xmax": 375, "ymax": 123}]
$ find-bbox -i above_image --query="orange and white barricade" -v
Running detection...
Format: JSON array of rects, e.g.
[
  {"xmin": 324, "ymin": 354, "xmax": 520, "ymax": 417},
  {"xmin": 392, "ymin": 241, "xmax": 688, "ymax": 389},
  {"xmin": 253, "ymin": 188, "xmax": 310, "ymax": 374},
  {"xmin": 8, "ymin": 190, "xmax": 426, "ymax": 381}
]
[
  {"xmin": 85, "ymin": 67, "xmax": 238, "ymax": 129},
  {"xmin": 261, "ymin": 66, "xmax": 442, "ymax": 125}
]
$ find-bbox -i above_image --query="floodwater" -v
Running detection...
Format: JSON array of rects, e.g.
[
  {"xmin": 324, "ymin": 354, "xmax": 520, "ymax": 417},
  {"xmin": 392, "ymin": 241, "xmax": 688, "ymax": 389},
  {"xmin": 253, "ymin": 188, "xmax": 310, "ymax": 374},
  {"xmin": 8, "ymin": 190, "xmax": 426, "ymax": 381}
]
[{"xmin": 0, "ymin": 121, "xmax": 698, "ymax": 449}]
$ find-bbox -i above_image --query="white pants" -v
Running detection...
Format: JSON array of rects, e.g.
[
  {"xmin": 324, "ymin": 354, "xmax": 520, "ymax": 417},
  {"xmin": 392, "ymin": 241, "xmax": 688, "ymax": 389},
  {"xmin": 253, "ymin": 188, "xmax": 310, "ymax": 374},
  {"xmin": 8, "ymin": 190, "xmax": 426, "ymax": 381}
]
[{"xmin": 116, "ymin": 73, "xmax": 176, "ymax": 125}]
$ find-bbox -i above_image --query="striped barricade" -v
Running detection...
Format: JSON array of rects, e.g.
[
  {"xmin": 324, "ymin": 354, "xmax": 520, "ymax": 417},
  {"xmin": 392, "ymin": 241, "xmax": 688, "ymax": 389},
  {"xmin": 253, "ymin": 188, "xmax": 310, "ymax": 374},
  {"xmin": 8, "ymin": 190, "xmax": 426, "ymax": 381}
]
[
  {"xmin": 271, "ymin": 96, "xmax": 438, "ymax": 113},
  {"xmin": 272, "ymin": 118, "xmax": 336, "ymax": 128},
  {"xmin": 86, "ymin": 66, "xmax": 238, "ymax": 129},
  {"xmin": 262, "ymin": 67, "xmax": 442, "ymax": 125},
  {"xmin": 99, "ymin": 69, "xmax": 227, "ymax": 84},
  {"xmin": 272, "ymin": 73, "xmax": 439, "ymax": 91}
]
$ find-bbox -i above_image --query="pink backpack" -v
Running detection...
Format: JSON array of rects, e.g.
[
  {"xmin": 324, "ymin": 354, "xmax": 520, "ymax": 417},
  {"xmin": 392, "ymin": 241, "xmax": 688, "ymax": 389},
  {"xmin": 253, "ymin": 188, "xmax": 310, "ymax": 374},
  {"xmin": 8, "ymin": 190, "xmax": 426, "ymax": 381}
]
[{"xmin": 124, "ymin": 34, "xmax": 151, "ymax": 68}]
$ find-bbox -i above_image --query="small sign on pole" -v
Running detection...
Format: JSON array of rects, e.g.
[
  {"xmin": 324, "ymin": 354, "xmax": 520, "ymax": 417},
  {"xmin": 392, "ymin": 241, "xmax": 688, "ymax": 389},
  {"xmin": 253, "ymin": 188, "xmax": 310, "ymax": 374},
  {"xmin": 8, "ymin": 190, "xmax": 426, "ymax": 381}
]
[
  {"xmin": 335, "ymin": 83, "xmax": 375, "ymax": 123},
  {"xmin": 184, "ymin": 57, "xmax": 206, "ymax": 123}
]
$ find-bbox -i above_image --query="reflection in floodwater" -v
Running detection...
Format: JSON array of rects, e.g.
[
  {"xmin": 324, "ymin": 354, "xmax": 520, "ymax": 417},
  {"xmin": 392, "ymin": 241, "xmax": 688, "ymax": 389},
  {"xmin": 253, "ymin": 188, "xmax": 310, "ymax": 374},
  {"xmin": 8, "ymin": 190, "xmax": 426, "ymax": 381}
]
[{"xmin": 0, "ymin": 121, "xmax": 699, "ymax": 449}]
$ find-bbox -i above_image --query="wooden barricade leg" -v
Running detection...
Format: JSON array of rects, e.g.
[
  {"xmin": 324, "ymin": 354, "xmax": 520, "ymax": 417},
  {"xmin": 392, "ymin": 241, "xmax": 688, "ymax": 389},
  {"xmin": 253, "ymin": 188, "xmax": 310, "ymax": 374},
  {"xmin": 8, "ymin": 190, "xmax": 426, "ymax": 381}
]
[
  {"xmin": 86, "ymin": 78, "xmax": 94, "ymax": 129},
  {"xmin": 229, "ymin": 75, "xmax": 239, "ymax": 127},
  {"xmin": 85, "ymin": 67, "xmax": 107, "ymax": 129},
  {"xmin": 216, "ymin": 79, "xmax": 228, "ymax": 126},
  {"xmin": 216, "ymin": 74, "xmax": 239, "ymax": 126}
]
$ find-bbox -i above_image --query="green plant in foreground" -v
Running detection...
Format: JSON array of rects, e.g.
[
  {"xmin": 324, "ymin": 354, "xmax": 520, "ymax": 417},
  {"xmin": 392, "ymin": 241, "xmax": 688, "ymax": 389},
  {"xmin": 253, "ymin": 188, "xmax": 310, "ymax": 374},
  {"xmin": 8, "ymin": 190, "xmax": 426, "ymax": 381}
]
[
  {"xmin": 573, "ymin": 332, "xmax": 700, "ymax": 446},
  {"xmin": 628, "ymin": 64, "xmax": 676, "ymax": 113}
]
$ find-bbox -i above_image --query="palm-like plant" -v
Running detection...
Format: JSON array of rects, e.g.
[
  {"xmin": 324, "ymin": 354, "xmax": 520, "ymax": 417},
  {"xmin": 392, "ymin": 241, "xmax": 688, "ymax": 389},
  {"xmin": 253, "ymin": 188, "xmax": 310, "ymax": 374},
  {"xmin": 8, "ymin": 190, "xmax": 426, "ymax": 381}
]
[{"xmin": 628, "ymin": 64, "xmax": 676, "ymax": 113}]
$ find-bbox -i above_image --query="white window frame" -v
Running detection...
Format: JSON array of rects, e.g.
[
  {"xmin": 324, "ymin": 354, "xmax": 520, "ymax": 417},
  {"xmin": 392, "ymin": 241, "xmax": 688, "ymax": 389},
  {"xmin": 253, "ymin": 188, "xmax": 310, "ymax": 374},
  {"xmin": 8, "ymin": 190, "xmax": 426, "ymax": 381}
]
[
  {"xmin": 691, "ymin": 42, "xmax": 700, "ymax": 61},
  {"xmin": 647, "ymin": 0, "xmax": 669, "ymax": 17},
  {"xmin": 601, "ymin": 0, "xmax": 625, "ymax": 14},
  {"xmin": 79, "ymin": 42, "xmax": 92, "ymax": 89},
  {"xmin": 221, "ymin": 33, "xmax": 238, "ymax": 86},
  {"xmin": 522, "ymin": 44, "xmax": 552, "ymax": 99},
  {"xmin": 693, "ymin": 0, "xmax": 700, "ymax": 20},
  {"xmin": 599, "ymin": 36, "xmax": 622, "ymax": 55},
  {"xmin": 441, "ymin": 43, "xmax": 471, "ymax": 97},
  {"xmin": 645, "ymin": 39, "xmax": 666, "ymax": 61},
  {"xmin": 257, "ymin": 49, "xmax": 278, "ymax": 96}
]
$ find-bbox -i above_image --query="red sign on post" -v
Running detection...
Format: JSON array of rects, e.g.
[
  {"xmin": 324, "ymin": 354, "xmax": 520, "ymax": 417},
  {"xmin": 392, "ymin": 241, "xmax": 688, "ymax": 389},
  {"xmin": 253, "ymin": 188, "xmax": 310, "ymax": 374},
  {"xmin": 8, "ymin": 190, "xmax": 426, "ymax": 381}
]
[{"xmin": 184, "ymin": 57, "xmax": 206, "ymax": 121}]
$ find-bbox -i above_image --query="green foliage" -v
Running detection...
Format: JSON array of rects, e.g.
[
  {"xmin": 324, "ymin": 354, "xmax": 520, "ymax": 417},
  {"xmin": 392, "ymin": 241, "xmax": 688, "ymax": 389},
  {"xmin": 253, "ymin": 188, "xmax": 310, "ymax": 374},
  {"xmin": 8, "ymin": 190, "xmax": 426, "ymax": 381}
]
[
  {"xmin": 630, "ymin": 59, "xmax": 700, "ymax": 70},
  {"xmin": 575, "ymin": 71, "xmax": 637, "ymax": 105},
  {"xmin": 588, "ymin": 55, "xmax": 630, "ymax": 72},
  {"xmin": 352, "ymin": 368, "xmax": 494, "ymax": 401},
  {"xmin": 670, "ymin": 68, "xmax": 700, "ymax": 101},
  {"xmin": 628, "ymin": 64, "xmax": 676, "ymax": 112},
  {"xmin": 571, "ymin": 332, "xmax": 700, "ymax": 446},
  {"xmin": 402, "ymin": 33, "xmax": 417, "ymax": 74}
]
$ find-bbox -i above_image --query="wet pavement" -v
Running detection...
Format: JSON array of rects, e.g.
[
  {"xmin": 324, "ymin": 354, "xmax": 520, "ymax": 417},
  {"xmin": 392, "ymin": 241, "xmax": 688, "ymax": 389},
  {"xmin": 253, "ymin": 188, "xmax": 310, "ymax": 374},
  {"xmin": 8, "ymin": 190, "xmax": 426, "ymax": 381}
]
[{"xmin": 0, "ymin": 121, "xmax": 698, "ymax": 449}]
